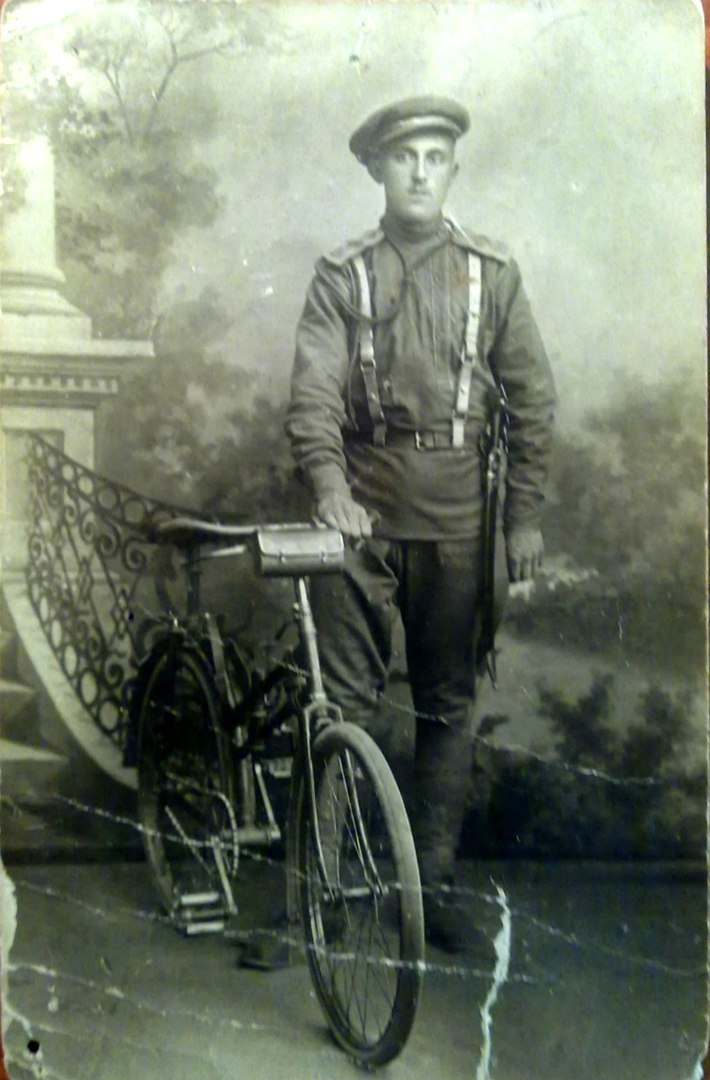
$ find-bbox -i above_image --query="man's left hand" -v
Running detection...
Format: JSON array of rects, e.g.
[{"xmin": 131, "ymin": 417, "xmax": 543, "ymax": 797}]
[{"xmin": 506, "ymin": 527, "xmax": 544, "ymax": 583}]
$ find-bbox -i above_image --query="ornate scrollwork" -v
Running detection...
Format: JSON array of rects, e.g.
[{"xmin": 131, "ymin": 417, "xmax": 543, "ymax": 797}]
[{"xmin": 24, "ymin": 434, "xmax": 185, "ymax": 750}]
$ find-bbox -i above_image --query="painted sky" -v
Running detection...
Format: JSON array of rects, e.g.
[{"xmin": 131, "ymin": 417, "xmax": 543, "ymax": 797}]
[{"xmin": 3, "ymin": 0, "xmax": 706, "ymax": 428}]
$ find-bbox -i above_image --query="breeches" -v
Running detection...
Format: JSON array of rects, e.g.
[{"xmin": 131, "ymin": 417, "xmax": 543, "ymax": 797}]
[{"xmin": 310, "ymin": 537, "xmax": 482, "ymax": 732}]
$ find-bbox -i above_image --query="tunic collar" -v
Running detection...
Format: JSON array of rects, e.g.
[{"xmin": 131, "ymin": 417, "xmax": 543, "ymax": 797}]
[{"xmin": 381, "ymin": 211, "xmax": 448, "ymax": 248}]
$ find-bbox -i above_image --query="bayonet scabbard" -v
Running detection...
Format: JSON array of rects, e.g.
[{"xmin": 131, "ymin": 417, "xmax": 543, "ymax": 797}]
[{"xmin": 477, "ymin": 388, "xmax": 507, "ymax": 682}]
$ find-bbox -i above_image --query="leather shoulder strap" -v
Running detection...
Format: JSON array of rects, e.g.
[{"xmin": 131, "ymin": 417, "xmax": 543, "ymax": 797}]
[
  {"xmin": 452, "ymin": 251, "xmax": 482, "ymax": 448},
  {"xmin": 445, "ymin": 217, "xmax": 511, "ymax": 264},
  {"xmin": 351, "ymin": 254, "xmax": 386, "ymax": 446},
  {"xmin": 323, "ymin": 226, "xmax": 384, "ymax": 268}
]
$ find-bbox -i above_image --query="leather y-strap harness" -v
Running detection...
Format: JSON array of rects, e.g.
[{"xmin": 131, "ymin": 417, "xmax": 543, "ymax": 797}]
[
  {"xmin": 351, "ymin": 254, "xmax": 387, "ymax": 446},
  {"xmin": 351, "ymin": 248, "xmax": 483, "ymax": 448},
  {"xmin": 452, "ymin": 252, "xmax": 482, "ymax": 448}
]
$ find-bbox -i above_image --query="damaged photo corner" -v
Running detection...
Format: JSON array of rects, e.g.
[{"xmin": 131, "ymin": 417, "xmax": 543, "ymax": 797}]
[{"xmin": 0, "ymin": 0, "xmax": 707, "ymax": 1077}]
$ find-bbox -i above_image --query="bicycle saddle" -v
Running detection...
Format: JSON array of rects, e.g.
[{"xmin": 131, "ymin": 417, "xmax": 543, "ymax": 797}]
[
  {"xmin": 151, "ymin": 516, "xmax": 253, "ymax": 548},
  {"xmin": 150, "ymin": 517, "xmax": 344, "ymax": 574}
]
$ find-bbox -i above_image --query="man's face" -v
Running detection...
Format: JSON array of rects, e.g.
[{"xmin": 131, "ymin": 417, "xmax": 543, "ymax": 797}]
[{"xmin": 369, "ymin": 131, "xmax": 459, "ymax": 226}]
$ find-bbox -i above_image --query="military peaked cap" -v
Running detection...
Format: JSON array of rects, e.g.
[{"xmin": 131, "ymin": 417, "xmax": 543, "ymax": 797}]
[{"xmin": 349, "ymin": 95, "xmax": 470, "ymax": 163}]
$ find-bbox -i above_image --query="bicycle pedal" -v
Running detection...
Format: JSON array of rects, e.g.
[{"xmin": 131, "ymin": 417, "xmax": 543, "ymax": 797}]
[
  {"xmin": 179, "ymin": 891, "xmax": 222, "ymax": 907},
  {"xmin": 173, "ymin": 891, "xmax": 233, "ymax": 935},
  {"xmin": 180, "ymin": 917, "xmax": 227, "ymax": 936}
]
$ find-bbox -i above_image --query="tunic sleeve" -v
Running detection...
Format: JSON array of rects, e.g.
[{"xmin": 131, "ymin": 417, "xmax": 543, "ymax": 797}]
[
  {"xmin": 489, "ymin": 258, "xmax": 557, "ymax": 533},
  {"xmin": 285, "ymin": 261, "xmax": 355, "ymax": 500}
]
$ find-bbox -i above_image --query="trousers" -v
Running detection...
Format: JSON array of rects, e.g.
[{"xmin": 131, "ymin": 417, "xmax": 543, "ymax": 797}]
[
  {"xmin": 310, "ymin": 536, "xmax": 483, "ymax": 733},
  {"xmin": 310, "ymin": 537, "xmax": 484, "ymax": 885}
]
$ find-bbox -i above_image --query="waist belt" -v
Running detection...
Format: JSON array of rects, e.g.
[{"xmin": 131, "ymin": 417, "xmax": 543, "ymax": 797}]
[{"xmin": 345, "ymin": 429, "xmax": 480, "ymax": 451}]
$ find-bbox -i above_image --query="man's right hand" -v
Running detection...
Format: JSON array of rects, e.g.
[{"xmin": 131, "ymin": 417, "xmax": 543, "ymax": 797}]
[{"xmin": 316, "ymin": 492, "xmax": 373, "ymax": 538}]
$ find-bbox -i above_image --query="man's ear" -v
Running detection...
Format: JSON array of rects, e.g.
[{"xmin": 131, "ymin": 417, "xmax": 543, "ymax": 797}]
[{"xmin": 366, "ymin": 154, "xmax": 383, "ymax": 183}]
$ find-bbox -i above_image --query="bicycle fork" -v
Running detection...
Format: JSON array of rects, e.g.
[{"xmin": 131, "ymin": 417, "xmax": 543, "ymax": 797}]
[{"xmin": 292, "ymin": 576, "xmax": 384, "ymax": 905}]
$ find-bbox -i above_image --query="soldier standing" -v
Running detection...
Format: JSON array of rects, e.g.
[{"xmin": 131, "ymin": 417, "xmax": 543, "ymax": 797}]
[{"xmin": 286, "ymin": 96, "xmax": 556, "ymax": 953}]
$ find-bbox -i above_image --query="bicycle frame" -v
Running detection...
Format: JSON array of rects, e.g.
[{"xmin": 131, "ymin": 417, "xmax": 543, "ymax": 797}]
[
  {"xmin": 136, "ymin": 519, "xmax": 425, "ymax": 1064},
  {"xmin": 143, "ymin": 521, "xmax": 385, "ymax": 926}
]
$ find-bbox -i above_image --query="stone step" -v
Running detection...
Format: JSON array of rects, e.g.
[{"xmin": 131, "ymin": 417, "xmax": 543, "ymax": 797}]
[
  {"xmin": 0, "ymin": 737, "xmax": 143, "ymax": 862},
  {"xmin": 0, "ymin": 625, "xmax": 68, "ymax": 806},
  {"xmin": 2, "ymin": 582, "xmax": 135, "ymax": 790},
  {"xmin": 0, "ymin": 739, "xmax": 68, "ymax": 801},
  {"xmin": 0, "ymin": 625, "xmax": 41, "ymax": 742},
  {"xmin": 0, "ymin": 582, "xmax": 144, "ymax": 862},
  {"xmin": 0, "ymin": 737, "xmax": 66, "ymax": 764},
  {"xmin": 0, "ymin": 792, "xmax": 144, "ymax": 864},
  {"xmin": 0, "ymin": 630, "xmax": 18, "ymax": 679},
  {"xmin": 0, "ymin": 677, "xmax": 37, "ymax": 731}
]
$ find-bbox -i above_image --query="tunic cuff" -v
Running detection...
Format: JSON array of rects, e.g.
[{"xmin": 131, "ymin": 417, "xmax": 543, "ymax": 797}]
[
  {"xmin": 309, "ymin": 462, "xmax": 352, "ymax": 501},
  {"xmin": 503, "ymin": 503, "xmax": 543, "ymax": 535}
]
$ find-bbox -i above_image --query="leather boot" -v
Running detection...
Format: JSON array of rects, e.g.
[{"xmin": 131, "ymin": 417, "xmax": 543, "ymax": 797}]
[{"xmin": 412, "ymin": 720, "xmax": 474, "ymax": 955}]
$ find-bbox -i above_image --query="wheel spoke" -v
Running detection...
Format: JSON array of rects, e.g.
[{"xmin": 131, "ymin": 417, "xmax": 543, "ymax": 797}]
[
  {"xmin": 299, "ymin": 724, "xmax": 424, "ymax": 1065},
  {"xmin": 138, "ymin": 652, "xmax": 230, "ymax": 914},
  {"xmin": 340, "ymin": 755, "xmax": 379, "ymax": 888},
  {"xmin": 164, "ymin": 805, "xmax": 211, "ymax": 874},
  {"xmin": 347, "ymin": 900, "xmax": 369, "ymax": 1038},
  {"xmin": 369, "ymin": 919, "xmax": 398, "ymax": 1000}
]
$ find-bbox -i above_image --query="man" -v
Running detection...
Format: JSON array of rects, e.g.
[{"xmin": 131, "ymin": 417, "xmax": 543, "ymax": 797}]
[{"xmin": 286, "ymin": 96, "xmax": 556, "ymax": 953}]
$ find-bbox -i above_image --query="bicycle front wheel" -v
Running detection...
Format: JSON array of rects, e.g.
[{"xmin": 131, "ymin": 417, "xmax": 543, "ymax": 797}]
[
  {"xmin": 297, "ymin": 722, "xmax": 424, "ymax": 1067},
  {"xmin": 137, "ymin": 648, "xmax": 234, "ymax": 919}
]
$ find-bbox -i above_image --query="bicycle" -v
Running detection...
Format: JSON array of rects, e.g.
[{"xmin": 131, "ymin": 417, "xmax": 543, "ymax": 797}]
[{"xmin": 131, "ymin": 516, "xmax": 425, "ymax": 1067}]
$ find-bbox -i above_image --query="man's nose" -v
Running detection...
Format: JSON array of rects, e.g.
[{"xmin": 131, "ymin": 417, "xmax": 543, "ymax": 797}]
[{"xmin": 412, "ymin": 155, "xmax": 428, "ymax": 182}]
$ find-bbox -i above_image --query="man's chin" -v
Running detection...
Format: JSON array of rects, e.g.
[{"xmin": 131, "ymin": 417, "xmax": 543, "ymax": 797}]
[{"xmin": 395, "ymin": 205, "xmax": 441, "ymax": 226}]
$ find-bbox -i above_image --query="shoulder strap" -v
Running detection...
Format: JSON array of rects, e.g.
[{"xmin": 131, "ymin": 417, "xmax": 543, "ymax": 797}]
[
  {"xmin": 324, "ymin": 226, "xmax": 384, "ymax": 268},
  {"xmin": 351, "ymin": 254, "xmax": 387, "ymax": 447},
  {"xmin": 452, "ymin": 251, "xmax": 482, "ymax": 448},
  {"xmin": 445, "ymin": 218, "xmax": 510, "ymax": 264}
]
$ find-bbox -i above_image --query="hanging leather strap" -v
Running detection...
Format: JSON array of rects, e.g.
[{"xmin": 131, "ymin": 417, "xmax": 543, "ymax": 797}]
[
  {"xmin": 452, "ymin": 251, "xmax": 482, "ymax": 448},
  {"xmin": 205, "ymin": 612, "xmax": 236, "ymax": 709},
  {"xmin": 352, "ymin": 254, "xmax": 387, "ymax": 446}
]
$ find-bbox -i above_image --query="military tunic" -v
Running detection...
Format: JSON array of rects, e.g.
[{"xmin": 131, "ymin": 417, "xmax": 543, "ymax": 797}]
[
  {"xmin": 286, "ymin": 213, "xmax": 556, "ymax": 539},
  {"xmin": 286, "ymin": 212, "xmax": 555, "ymax": 744}
]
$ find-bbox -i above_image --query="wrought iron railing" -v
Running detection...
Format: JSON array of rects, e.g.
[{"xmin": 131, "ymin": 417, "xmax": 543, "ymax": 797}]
[{"xmin": 24, "ymin": 433, "xmax": 186, "ymax": 751}]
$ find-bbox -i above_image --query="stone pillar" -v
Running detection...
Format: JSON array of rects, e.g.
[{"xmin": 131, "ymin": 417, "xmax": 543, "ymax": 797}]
[
  {"xmin": 0, "ymin": 135, "xmax": 154, "ymax": 576},
  {"xmin": 1, "ymin": 135, "xmax": 87, "ymax": 333}
]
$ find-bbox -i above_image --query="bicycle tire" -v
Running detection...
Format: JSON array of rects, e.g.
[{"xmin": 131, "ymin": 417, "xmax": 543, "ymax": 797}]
[
  {"xmin": 137, "ymin": 648, "xmax": 234, "ymax": 917},
  {"xmin": 297, "ymin": 722, "xmax": 424, "ymax": 1067}
]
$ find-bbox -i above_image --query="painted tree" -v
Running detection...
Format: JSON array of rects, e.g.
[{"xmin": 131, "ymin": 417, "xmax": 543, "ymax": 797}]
[
  {"xmin": 527, "ymin": 371, "xmax": 707, "ymax": 672},
  {"xmin": 4, "ymin": 2, "xmax": 300, "ymax": 510},
  {"xmin": 545, "ymin": 373, "xmax": 705, "ymax": 601},
  {"xmin": 5, "ymin": 2, "xmax": 260, "ymax": 336}
]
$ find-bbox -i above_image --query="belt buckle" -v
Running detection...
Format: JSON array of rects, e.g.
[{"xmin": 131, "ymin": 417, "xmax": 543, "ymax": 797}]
[{"xmin": 414, "ymin": 431, "xmax": 425, "ymax": 451}]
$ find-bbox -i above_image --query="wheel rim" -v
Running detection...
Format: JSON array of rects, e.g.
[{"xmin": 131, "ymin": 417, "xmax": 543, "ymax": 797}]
[
  {"xmin": 139, "ymin": 656, "xmax": 232, "ymax": 908},
  {"xmin": 303, "ymin": 746, "xmax": 408, "ymax": 1053}
]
